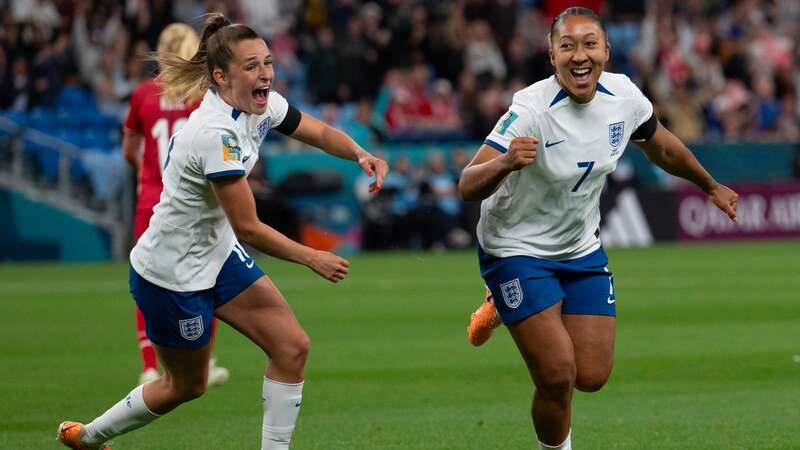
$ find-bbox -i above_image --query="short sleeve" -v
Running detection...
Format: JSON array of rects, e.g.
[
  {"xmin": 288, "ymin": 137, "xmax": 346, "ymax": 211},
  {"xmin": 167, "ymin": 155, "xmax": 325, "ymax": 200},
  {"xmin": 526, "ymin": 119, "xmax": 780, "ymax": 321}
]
[
  {"xmin": 483, "ymin": 96, "xmax": 536, "ymax": 153},
  {"xmin": 624, "ymin": 76, "xmax": 654, "ymax": 139},
  {"xmin": 196, "ymin": 127, "xmax": 246, "ymax": 180},
  {"xmin": 254, "ymin": 90, "xmax": 299, "ymax": 141},
  {"xmin": 267, "ymin": 90, "xmax": 289, "ymax": 129},
  {"xmin": 124, "ymin": 85, "xmax": 144, "ymax": 133}
]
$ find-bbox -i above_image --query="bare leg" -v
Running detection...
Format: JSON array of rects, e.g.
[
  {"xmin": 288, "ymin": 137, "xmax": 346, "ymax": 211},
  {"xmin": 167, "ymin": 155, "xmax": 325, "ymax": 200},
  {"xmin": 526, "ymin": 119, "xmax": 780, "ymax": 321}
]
[
  {"xmin": 562, "ymin": 314, "xmax": 615, "ymax": 392},
  {"xmin": 214, "ymin": 276, "xmax": 309, "ymax": 450},
  {"xmin": 508, "ymin": 302, "xmax": 576, "ymax": 446},
  {"xmin": 215, "ymin": 276, "xmax": 309, "ymax": 382},
  {"xmin": 143, "ymin": 342, "xmax": 213, "ymax": 414}
]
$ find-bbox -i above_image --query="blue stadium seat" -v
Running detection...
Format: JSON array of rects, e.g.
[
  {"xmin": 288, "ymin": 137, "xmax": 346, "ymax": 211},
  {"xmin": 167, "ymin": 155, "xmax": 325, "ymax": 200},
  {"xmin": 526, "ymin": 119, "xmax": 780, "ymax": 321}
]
[
  {"xmin": 85, "ymin": 111, "xmax": 120, "ymax": 130},
  {"xmin": 55, "ymin": 128, "xmax": 82, "ymax": 147},
  {"xmin": 27, "ymin": 108, "xmax": 58, "ymax": 133},
  {"xmin": 56, "ymin": 107, "xmax": 86, "ymax": 128},
  {"xmin": 1, "ymin": 109, "xmax": 29, "ymax": 127},
  {"xmin": 57, "ymin": 87, "xmax": 94, "ymax": 110},
  {"xmin": 0, "ymin": 110, "xmax": 27, "ymax": 140},
  {"xmin": 23, "ymin": 137, "xmax": 59, "ymax": 183},
  {"xmin": 81, "ymin": 127, "xmax": 115, "ymax": 152}
]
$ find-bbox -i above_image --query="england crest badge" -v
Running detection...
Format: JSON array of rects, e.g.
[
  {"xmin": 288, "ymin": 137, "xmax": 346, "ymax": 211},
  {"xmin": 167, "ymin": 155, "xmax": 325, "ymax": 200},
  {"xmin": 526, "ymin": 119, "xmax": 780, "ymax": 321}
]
[
  {"xmin": 499, "ymin": 278, "xmax": 523, "ymax": 309},
  {"xmin": 608, "ymin": 121, "xmax": 624, "ymax": 148},
  {"xmin": 257, "ymin": 118, "xmax": 270, "ymax": 141},
  {"xmin": 179, "ymin": 316, "xmax": 204, "ymax": 341}
]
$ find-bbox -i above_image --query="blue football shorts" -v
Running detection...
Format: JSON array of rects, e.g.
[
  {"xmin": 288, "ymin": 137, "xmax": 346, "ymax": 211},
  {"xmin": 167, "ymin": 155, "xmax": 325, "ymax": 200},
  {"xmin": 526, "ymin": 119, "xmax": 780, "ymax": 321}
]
[
  {"xmin": 478, "ymin": 245, "xmax": 616, "ymax": 325},
  {"xmin": 129, "ymin": 243, "xmax": 265, "ymax": 349}
]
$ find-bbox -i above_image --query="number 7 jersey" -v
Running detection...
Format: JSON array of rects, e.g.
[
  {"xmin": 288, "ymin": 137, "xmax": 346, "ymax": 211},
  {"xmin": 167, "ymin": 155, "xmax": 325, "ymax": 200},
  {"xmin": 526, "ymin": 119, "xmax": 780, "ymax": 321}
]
[{"xmin": 479, "ymin": 72, "xmax": 654, "ymax": 261}]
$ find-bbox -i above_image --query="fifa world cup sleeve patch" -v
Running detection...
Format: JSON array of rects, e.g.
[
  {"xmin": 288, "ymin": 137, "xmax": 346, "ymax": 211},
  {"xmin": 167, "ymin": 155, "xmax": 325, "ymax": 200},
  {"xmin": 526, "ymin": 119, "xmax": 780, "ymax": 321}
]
[
  {"xmin": 496, "ymin": 110, "xmax": 519, "ymax": 135},
  {"xmin": 221, "ymin": 133, "xmax": 241, "ymax": 161}
]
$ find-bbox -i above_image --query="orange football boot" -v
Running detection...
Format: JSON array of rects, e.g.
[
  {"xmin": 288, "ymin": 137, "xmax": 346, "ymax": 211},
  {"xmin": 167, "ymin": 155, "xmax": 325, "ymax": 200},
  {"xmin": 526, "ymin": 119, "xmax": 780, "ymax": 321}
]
[
  {"xmin": 57, "ymin": 422, "xmax": 110, "ymax": 450},
  {"xmin": 467, "ymin": 287, "xmax": 502, "ymax": 346}
]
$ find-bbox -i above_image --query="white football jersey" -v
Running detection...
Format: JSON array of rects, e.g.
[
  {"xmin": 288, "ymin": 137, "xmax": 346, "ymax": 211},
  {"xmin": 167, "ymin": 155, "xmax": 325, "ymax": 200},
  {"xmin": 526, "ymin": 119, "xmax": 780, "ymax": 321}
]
[
  {"xmin": 478, "ymin": 72, "xmax": 653, "ymax": 260},
  {"xmin": 131, "ymin": 89, "xmax": 290, "ymax": 291}
]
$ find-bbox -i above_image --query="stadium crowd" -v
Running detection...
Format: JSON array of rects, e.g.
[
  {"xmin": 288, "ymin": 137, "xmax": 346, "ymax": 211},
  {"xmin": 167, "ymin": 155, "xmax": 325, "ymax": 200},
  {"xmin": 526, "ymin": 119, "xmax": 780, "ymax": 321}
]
[
  {"xmin": 2, "ymin": 0, "xmax": 800, "ymax": 143},
  {"xmin": 1, "ymin": 0, "xmax": 799, "ymax": 249}
]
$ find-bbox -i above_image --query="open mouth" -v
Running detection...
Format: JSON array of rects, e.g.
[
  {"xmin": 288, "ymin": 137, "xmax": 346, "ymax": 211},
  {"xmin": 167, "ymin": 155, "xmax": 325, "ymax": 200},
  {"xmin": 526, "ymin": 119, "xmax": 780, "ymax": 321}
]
[
  {"xmin": 570, "ymin": 67, "xmax": 592, "ymax": 84},
  {"xmin": 253, "ymin": 87, "xmax": 270, "ymax": 105}
]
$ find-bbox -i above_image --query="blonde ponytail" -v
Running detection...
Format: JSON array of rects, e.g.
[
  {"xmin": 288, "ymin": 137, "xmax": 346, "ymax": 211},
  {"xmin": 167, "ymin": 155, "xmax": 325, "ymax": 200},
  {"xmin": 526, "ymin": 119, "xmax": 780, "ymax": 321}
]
[
  {"xmin": 155, "ymin": 13, "xmax": 260, "ymax": 104},
  {"xmin": 155, "ymin": 23, "xmax": 203, "ymax": 103}
]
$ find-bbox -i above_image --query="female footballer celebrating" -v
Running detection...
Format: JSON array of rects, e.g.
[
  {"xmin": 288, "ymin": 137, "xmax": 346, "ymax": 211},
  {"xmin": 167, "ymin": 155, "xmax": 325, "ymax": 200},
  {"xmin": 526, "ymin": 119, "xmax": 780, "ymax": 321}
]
[
  {"xmin": 462, "ymin": 7, "xmax": 737, "ymax": 449},
  {"xmin": 59, "ymin": 13, "xmax": 388, "ymax": 450}
]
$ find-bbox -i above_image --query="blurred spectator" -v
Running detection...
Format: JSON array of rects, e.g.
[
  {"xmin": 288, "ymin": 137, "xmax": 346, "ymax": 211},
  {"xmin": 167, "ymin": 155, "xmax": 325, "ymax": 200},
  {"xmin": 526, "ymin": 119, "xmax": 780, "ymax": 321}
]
[
  {"xmin": 384, "ymin": 65, "xmax": 433, "ymax": 133},
  {"xmin": 428, "ymin": 79, "xmax": 461, "ymax": 131},
  {"xmin": 336, "ymin": 14, "xmax": 369, "ymax": 102},
  {"xmin": 752, "ymin": 73, "xmax": 781, "ymax": 136},
  {"xmin": 10, "ymin": 0, "xmax": 60, "ymax": 38},
  {"xmin": 306, "ymin": 27, "xmax": 339, "ymax": 103},
  {"xmin": 1, "ymin": 0, "xmax": 800, "ymax": 199},
  {"xmin": 239, "ymin": 0, "xmax": 301, "ymax": 38},
  {"xmin": 427, "ymin": 2, "xmax": 467, "ymax": 85},
  {"xmin": 412, "ymin": 151, "xmax": 464, "ymax": 249},
  {"xmin": 248, "ymin": 158, "xmax": 300, "ymax": 241},
  {"xmin": 343, "ymin": 99, "xmax": 379, "ymax": 149},
  {"xmin": 658, "ymin": 80, "xmax": 705, "ymax": 143},
  {"xmin": 0, "ymin": 56, "xmax": 29, "ymax": 110},
  {"xmin": 1, "ymin": 0, "xmax": 797, "ymax": 143},
  {"xmin": 464, "ymin": 20, "xmax": 506, "ymax": 87}
]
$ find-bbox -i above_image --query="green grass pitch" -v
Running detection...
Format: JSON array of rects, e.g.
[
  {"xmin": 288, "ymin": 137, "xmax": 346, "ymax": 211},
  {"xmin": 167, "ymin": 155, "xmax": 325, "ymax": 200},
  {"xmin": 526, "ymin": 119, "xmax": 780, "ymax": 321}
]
[{"xmin": 1, "ymin": 241, "xmax": 799, "ymax": 449}]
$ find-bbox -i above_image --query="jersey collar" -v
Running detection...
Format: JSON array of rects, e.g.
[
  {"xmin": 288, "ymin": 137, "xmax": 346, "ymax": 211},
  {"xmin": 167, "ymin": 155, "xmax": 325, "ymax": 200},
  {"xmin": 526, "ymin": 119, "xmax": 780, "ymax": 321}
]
[
  {"xmin": 549, "ymin": 75, "xmax": 615, "ymax": 108},
  {"xmin": 203, "ymin": 90, "xmax": 246, "ymax": 122}
]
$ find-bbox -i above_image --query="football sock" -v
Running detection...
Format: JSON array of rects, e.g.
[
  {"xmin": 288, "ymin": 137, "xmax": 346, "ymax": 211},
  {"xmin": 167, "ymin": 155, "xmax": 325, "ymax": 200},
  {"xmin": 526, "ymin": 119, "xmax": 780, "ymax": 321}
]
[
  {"xmin": 261, "ymin": 377, "xmax": 304, "ymax": 450},
  {"xmin": 539, "ymin": 430, "xmax": 571, "ymax": 450},
  {"xmin": 136, "ymin": 308, "xmax": 158, "ymax": 370},
  {"xmin": 82, "ymin": 385, "xmax": 160, "ymax": 446}
]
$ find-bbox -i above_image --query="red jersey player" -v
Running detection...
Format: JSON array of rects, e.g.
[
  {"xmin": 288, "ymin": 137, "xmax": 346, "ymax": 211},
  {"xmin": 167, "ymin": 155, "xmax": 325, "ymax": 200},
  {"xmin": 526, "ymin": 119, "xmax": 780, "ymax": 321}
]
[{"xmin": 122, "ymin": 23, "xmax": 229, "ymax": 386}]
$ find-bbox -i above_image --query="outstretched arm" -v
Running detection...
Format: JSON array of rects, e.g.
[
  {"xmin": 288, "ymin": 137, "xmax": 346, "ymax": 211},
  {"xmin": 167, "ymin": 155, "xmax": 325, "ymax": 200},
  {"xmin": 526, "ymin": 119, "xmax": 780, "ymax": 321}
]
[
  {"xmin": 210, "ymin": 175, "xmax": 349, "ymax": 282},
  {"xmin": 636, "ymin": 121, "xmax": 738, "ymax": 220},
  {"xmin": 289, "ymin": 112, "xmax": 389, "ymax": 193}
]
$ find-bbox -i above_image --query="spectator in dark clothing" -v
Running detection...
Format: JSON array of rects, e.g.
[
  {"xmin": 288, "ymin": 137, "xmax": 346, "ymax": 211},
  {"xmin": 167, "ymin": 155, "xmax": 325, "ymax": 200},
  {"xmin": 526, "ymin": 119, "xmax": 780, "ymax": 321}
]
[{"xmin": 306, "ymin": 27, "xmax": 340, "ymax": 103}]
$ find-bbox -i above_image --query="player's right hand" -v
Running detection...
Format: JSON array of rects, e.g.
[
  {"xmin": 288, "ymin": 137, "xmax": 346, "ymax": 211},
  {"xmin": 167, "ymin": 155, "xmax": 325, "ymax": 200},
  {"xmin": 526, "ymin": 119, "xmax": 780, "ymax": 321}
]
[
  {"xmin": 308, "ymin": 250, "xmax": 350, "ymax": 283},
  {"xmin": 504, "ymin": 136, "xmax": 538, "ymax": 171}
]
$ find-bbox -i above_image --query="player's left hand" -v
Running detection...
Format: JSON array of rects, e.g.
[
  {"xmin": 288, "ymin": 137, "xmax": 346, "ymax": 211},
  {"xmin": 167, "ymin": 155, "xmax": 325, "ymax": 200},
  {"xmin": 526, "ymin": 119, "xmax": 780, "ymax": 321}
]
[
  {"xmin": 357, "ymin": 153, "xmax": 389, "ymax": 194},
  {"xmin": 708, "ymin": 183, "xmax": 738, "ymax": 221}
]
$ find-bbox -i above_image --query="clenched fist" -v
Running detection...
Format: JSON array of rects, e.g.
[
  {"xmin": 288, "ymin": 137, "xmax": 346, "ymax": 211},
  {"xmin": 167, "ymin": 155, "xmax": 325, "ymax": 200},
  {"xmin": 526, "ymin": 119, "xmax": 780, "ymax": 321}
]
[{"xmin": 503, "ymin": 136, "xmax": 539, "ymax": 171}]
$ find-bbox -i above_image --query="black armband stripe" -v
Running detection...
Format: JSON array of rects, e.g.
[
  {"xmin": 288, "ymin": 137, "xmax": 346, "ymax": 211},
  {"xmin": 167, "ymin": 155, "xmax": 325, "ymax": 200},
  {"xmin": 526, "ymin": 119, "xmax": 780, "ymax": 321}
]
[
  {"xmin": 274, "ymin": 105, "xmax": 301, "ymax": 136},
  {"xmin": 631, "ymin": 112, "xmax": 658, "ymax": 142}
]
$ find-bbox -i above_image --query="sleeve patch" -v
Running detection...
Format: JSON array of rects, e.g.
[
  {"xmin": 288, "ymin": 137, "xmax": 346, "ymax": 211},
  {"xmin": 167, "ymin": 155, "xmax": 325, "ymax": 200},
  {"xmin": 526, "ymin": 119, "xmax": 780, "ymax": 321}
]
[
  {"xmin": 496, "ymin": 111, "xmax": 519, "ymax": 135},
  {"xmin": 221, "ymin": 133, "xmax": 241, "ymax": 161}
]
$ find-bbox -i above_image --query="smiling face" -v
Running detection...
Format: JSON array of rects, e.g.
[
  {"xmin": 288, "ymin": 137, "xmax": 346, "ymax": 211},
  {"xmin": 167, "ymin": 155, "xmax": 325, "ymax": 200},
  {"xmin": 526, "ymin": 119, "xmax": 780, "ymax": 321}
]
[
  {"xmin": 214, "ymin": 38, "xmax": 273, "ymax": 115},
  {"xmin": 549, "ymin": 14, "xmax": 609, "ymax": 103}
]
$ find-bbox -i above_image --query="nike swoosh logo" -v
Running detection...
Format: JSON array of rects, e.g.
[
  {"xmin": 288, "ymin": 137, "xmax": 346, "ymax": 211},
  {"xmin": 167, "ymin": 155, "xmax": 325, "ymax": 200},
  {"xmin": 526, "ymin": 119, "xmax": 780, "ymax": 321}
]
[
  {"xmin": 246, "ymin": 259, "xmax": 254, "ymax": 269},
  {"xmin": 295, "ymin": 401, "xmax": 302, "ymax": 407},
  {"xmin": 242, "ymin": 155, "xmax": 251, "ymax": 163},
  {"xmin": 607, "ymin": 297, "xmax": 616, "ymax": 304},
  {"xmin": 545, "ymin": 139, "xmax": 565, "ymax": 148}
]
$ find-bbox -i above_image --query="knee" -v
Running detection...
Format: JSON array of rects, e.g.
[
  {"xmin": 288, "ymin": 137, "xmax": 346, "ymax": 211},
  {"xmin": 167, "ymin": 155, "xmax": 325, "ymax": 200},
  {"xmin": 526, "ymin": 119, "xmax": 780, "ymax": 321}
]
[
  {"xmin": 291, "ymin": 333, "xmax": 311, "ymax": 366},
  {"xmin": 535, "ymin": 362, "xmax": 576, "ymax": 400},
  {"xmin": 172, "ymin": 379, "xmax": 207, "ymax": 402},
  {"xmin": 273, "ymin": 332, "xmax": 310, "ymax": 370},
  {"xmin": 575, "ymin": 370, "xmax": 611, "ymax": 393}
]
